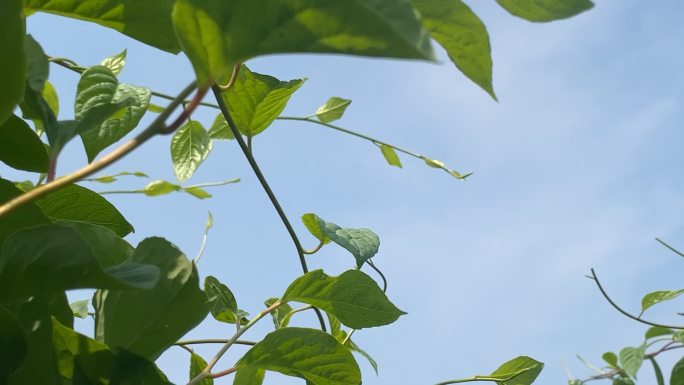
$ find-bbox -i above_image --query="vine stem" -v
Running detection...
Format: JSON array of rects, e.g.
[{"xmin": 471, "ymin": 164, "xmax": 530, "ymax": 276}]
[
  {"xmin": 211, "ymin": 85, "xmax": 327, "ymax": 333},
  {"xmin": 176, "ymin": 339, "xmax": 256, "ymax": 346},
  {"xmin": 589, "ymin": 268, "xmax": 684, "ymax": 329},
  {"xmin": 188, "ymin": 301, "xmax": 282, "ymax": 385},
  {"xmin": 0, "ymin": 82, "xmax": 201, "ymax": 218},
  {"xmin": 578, "ymin": 342, "xmax": 683, "ymax": 383}
]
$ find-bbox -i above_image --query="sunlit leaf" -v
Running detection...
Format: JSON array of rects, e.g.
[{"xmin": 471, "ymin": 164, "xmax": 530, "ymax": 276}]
[
  {"xmin": 640, "ymin": 289, "xmax": 684, "ymax": 316},
  {"xmin": 208, "ymin": 113, "xmax": 235, "ymax": 140},
  {"xmin": 301, "ymin": 213, "xmax": 331, "ymax": 245},
  {"xmin": 602, "ymin": 352, "xmax": 618, "ymax": 368},
  {"xmin": 265, "ymin": 298, "xmax": 293, "ymax": 329},
  {"xmin": 171, "ymin": 120, "xmax": 213, "ymax": 182},
  {"xmin": 143, "ymin": 180, "xmax": 182, "ymax": 196},
  {"xmin": 75, "ymin": 66, "xmax": 151, "ymax": 161},
  {"xmin": 219, "ymin": 65, "xmax": 305, "ymax": 138},
  {"xmin": 101, "ymin": 49, "xmax": 127, "ymax": 75},
  {"xmin": 172, "ymin": 0, "xmax": 435, "ymax": 83},
  {"xmin": 487, "ymin": 356, "xmax": 544, "ymax": 385},
  {"xmin": 235, "ymin": 327, "xmax": 361, "ymax": 385},
  {"xmin": 495, "ymin": 0, "xmax": 594, "ymax": 22},
  {"xmin": 205, "ymin": 276, "xmax": 245, "ymax": 325},
  {"xmin": 412, "ymin": 0, "xmax": 495, "ymax": 98},
  {"xmin": 0, "ymin": 0, "xmax": 25, "ymax": 125},
  {"xmin": 313, "ymin": 97, "xmax": 351, "ymax": 123},
  {"xmin": 51, "ymin": 317, "xmax": 108, "ymax": 382},
  {"xmin": 69, "ymin": 300, "xmax": 90, "ymax": 319},
  {"xmin": 25, "ymin": 0, "xmax": 180, "ymax": 53},
  {"xmin": 645, "ymin": 326, "xmax": 672, "ymax": 340},
  {"xmin": 379, "ymin": 144, "xmax": 402, "ymax": 168},
  {"xmin": 283, "ymin": 269, "xmax": 405, "ymax": 329}
]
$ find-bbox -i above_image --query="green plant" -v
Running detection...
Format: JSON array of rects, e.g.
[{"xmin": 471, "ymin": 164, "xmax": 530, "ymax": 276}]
[
  {"xmin": 571, "ymin": 239, "xmax": 684, "ymax": 385},
  {"xmin": 0, "ymin": 1, "xmax": 591, "ymax": 384}
]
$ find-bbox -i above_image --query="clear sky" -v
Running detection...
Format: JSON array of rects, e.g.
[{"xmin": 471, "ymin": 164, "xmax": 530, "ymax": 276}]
[{"xmin": 20, "ymin": 1, "xmax": 684, "ymax": 384}]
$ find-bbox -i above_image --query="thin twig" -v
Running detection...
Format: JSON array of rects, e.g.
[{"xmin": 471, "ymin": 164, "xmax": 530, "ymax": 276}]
[
  {"xmin": 656, "ymin": 237, "xmax": 684, "ymax": 258},
  {"xmin": 367, "ymin": 259, "xmax": 388, "ymax": 292},
  {"xmin": 211, "ymin": 85, "xmax": 327, "ymax": 333},
  {"xmin": 176, "ymin": 339, "xmax": 256, "ymax": 346},
  {"xmin": 589, "ymin": 269, "xmax": 684, "ymax": 329},
  {"xmin": 0, "ymin": 82, "xmax": 199, "ymax": 218}
]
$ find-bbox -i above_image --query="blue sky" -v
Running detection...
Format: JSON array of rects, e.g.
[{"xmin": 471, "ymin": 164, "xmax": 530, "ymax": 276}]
[{"xmin": 18, "ymin": 0, "xmax": 684, "ymax": 384}]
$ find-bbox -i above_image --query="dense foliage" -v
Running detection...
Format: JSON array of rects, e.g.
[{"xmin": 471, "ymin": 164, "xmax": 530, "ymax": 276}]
[{"xmin": 0, "ymin": 1, "xmax": 596, "ymax": 384}]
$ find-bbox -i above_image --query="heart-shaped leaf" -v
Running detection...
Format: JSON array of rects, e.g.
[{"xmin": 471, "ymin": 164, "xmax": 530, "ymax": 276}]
[{"xmin": 171, "ymin": 120, "xmax": 213, "ymax": 182}]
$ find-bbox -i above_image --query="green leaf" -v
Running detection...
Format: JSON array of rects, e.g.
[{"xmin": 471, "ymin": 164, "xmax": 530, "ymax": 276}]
[
  {"xmin": 672, "ymin": 357, "xmax": 684, "ymax": 385},
  {"xmin": 38, "ymin": 81, "xmax": 60, "ymax": 135},
  {"xmin": 73, "ymin": 348, "xmax": 173, "ymax": 385},
  {"xmin": 205, "ymin": 276, "xmax": 245, "ymax": 325},
  {"xmin": 301, "ymin": 213, "xmax": 331, "ymax": 245},
  {"xmin": 0, "ymin": 223, "xmax": 159, "ymax": 300},
  {"xmin": 183, "ymin": 186, "xmax": 212, "ymax": 199},
  {"xmin": 424, "ymin": 157, "xmax": 470, "ymax": 180},
  {"xmin": 619, "ymin": 346, "xmax": 644, "ymax": 379},
  {"xmin": 24, "ymin": 0, "xmax": 180, "ymax": 53},
  {"xmin": 0, "ymin": 307, "xmax": 27, "ymax": 384},
  {"xmin": 101, "ymin": 49, "xmax": 127, "ymax": 75},
  {"xmin": 344, "ymin": 333, "xmax": 378, "ymax": 375},
  {"xmin": 94, "ymin": 237, "xmax": 211, "ymax": 360},
  {"xmin": 86, "ymin": 171, "xmax": 149, "ymax": 184},
  {"xmin": 24, "ymin": 35, "xmax": 49, "ymax": 93},
  {"xmin": 602, "ymin": 352, "xmax": 618, "ymax": 368},
  {"xmin": 0, "ymin": 0, "xmax": 25, "ymax": 125},
  {"xmin": 265, "ymin": 298, "xmax": 293, "ymax": 329},
  {"xmin": 219, "ymin": 65, "xmax": 305, "ymax": 138},
  {"xmin": 648, "ymin": 358, "xmax": 665, "ymax": 385},
  {"xmin": 51, "ymin": 317, "xmax": 108, "ymax": 383},
  {"xmin": 235, "ymin": 327, "xmax": 361, "ymax": 385},
  {"xmin": 645, "ymin": 326, "xmax": 672, "ymax": 340},
  {"xmin": 171, "ymin": 120, "xmax": 213, "ymax": 182},
  {"xmin": 0, "ymin": 178, "xmax": 50, "ymax": 247},
  {"xmin": 282, "ymin": 269, "xmax": 405, "ymax": 329},
  {"xmin": 233, "ymin": 368, "xmax": 265, "ymax": 385},
  {"xmin": 143, "ymin": 180, "xmax": 182, "ymax": 196},
  {"xmin": 69, "ymin": 300, "xmax": 90, "ymax": 319},
  {"xmin": 379, "ymin": 144, "xmax": 402, "ymax": 168},
  {"xmin": 190, "ymin": 353, "xmax": 213, "ymax": 385},
  {"xmin": 613, "ymin": 376, "xmax": 634, "ymax": 385},
  {"xmin": 208, "ymin": 113, "xmax": 235, "ymax": 140},
  {"xmin": 0, "ymin": 115, "xmax": 49, "ymax": 172},
  {"xmin": 20, "ymin": 81, "xmax": 59, "ymax": 140},
  {"xmin": 75, "ymin": 66, "xmax": 151, "ymax": 161},
  {"xmin": 172, "ymin": 0, "xmax": 435, "ymax": 83},
  {"xmin": 6, "ymin": 293, "xmax": 72, "ymax": 385},
  {"xmin": 147, "ymin": 103, "xmax": 166, "ymax": 113},
  {"xmin": 495, "ymin": 0, "xmax": 594, "ymax": 22},
  {"xmin": 412, "ymin": 0, "xmax": 495, "ymax": 99},
  {"xmin": 487, "ymin": 356, "xmax": 544, "ymax": 385},
  {"xmin": 312, "ymin": 215, "xmax": 380, "ymax": 268},
  {"xmin": 313, "ymin": 97, "xmax": 352, "ymax": 123},
  {"xmin": 641, "ymin": 290, "xmax": 684, "ymax": 316},
  {"xmin": 37, "ymin": 183, "xmax": 134, "ymax": 237}
]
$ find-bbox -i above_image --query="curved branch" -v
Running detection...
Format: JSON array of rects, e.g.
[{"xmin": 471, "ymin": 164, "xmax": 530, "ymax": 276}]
[
  {"xmin": 0, "ymin": 82, "xmax": 200, "ymax": 218},
  {"xmin": 589, "ymin": 268, "xmax": 684, "ymax": 330},
  {"xmin": 367, "ymin": 259, "xmax": 388, "ymax": 292},
  {"xmin": 211, "ymin": 86, "xmax": 327, "ymax": 333}
]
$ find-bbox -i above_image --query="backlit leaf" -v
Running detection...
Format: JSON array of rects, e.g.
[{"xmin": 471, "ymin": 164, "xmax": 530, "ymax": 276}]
[
  {"xmin": 144, "ymin": 180, "xmax": 182, "ymax": 196},
  {"xmin": 412, "ymin": 0, "xmax": 495, "ymax": 98},
  {"xmin": 301, "ymin": 213, "xmax": 331, "ymax": 245},
  {"xmin": 37, "ymin": 183, "xmax": 134, "ymax": 237},
  {"xmin": 487, "ymin": 356, "xmax": 544, "ymax": 385},
  {"xmin": 101, "ymin": 49, "xmax": 127, "ymax": 75},
  {"xmin": 265, "ymin": 298, "xmax": 293, "ymax": 329},
  {"xmin": 602, "ymin": 352, "xmax": 618, "ymax": 368},
  {"xmin": 219, "ymin": 66, "xmax": 305, "ymax": 138},
  {"xmin": 235, "ymin": 327, "xmax": 361, "ymax": 385},
  {"xmin": 190, "ymin": 353, "xmax": 213, "ymax": 385},
  {"xmin": 314, "ymin": 97, "xmax": 351, "ymax": 123},
  {"xmin": 283, "ymin": 269, "xmax": 405, "ymax": 329},
  {"xmin": 0, "ymin": 115, "xmax": 49, "ymax": 172},
  {"xmin": 172, "ymin": 0, "xmax": 435, "ymax": 83},
  {"xmin": 205, "ymin": 276, "xmax": 243, "ymax": 325},
  {"xmin": 24, "ymin": 35, "xmax": 49, "ymax": 93},
  {"xmin": 69, "ymin": 300, "xmax": 90, "ymax": 319},
  {"xmin": 380, "ymin": 144, "xmax": 402, "ymax": 168},
  {"xmin": 51, "ymin": 317, "xmax": 108, "ymax": 382},
  {"xmin": 641, "ymin": 289, "xmax": 684, "ymax": 316},
  {"xmin": 495, "ymin": 0, "xmax": 594, "ymax": 22},
  {"xmin": 171, "ymin": 120, "xmax": 213, "ymax": 182},
  {"xmin": 208, "ymin": 113, "xmax": 235, "ymax": 140},
  {"xmin": 24, "ymin": 0, "xmax": 180, "ymax": 53}
]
